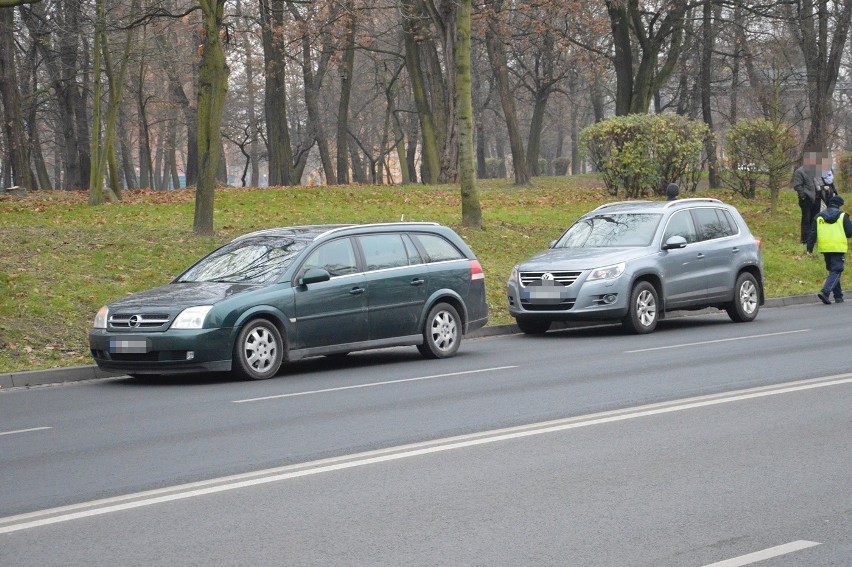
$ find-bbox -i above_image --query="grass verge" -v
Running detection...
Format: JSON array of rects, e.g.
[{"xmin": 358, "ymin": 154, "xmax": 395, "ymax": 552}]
[{"xmin": 0, "ymin": 176, "xmax": 826, "ymax": 373}]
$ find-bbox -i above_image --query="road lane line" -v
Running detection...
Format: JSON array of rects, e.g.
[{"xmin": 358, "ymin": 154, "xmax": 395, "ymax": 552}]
[
  {"xmin": 624, "ymin": 329, "xmax": 811, "ymax": 354},
  {"xmin": 0, "ymin": 427, "xmax": 52, "ymax": 437},
  {"xmin": 232, "ymin": 366, "xmax": 519, "ymax": 403},
  {"xmin": 3, "ymin": 372, "xmax": 851, "ymax": 535},
  {"xmin": 702, "ymin": 540, "xmax": 821, "ymax": 566}
]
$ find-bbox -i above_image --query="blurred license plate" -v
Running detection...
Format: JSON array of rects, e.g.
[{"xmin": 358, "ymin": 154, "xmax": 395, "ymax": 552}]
[
  {"xmin": 524, "ymin": 288, "xmax": 564, "ymax": 304},
  {"xmin": 109, "ymin": 338, "xmax": 150, "ymax": 354}
]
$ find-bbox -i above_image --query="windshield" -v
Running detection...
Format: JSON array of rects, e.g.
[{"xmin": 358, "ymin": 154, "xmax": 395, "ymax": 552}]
[
  {"xmin": 555, "ymin": 213, "xmax": 662, "ymax": 248},
  {"xmin": 177, "ymin": 237, "xmax": 308, "ymax": 284}
]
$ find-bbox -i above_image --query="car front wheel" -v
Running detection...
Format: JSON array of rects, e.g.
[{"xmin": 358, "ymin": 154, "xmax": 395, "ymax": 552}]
[
  {"xmin": 623, "ymin": 281, "xmax": 659, "ymax": 334},
  {"xmin": 232, "ymin": 319, "xmax": 285, "ymax": 380},
  {"xmin": 418, "ymin": 302, "xmax": 461, "ymax": 359},
  {"xmin": 727, "ymin": 272, "xmax": 760, "ymax": 323}
]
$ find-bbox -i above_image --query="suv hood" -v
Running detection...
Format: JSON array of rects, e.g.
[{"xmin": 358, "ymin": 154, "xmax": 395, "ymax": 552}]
[
  {"xmin": 107, "ymin": 282, "xmax": 261, "ymax": 312},
  {"xmin": 518, "ymin": 247, "xmax": 653, "ymax": 271}
]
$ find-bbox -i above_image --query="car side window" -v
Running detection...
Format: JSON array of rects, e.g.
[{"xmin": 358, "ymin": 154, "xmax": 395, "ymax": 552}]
[
  {"xmin": 301, "ymin": 238, "xmax": 359, "ymax": 277},
  {"xmin": 413, "ymin": 234, "xmax": 465, "ymax": 262},
  {"xmin": 693, "ymin": 208, "xmax": 733, "ymax": 240},
  {"xmin": 401, "ymin": 234, "xmax": 423, "ymax": 265},
  {"xmin": 722, "ymin": 209, "xmax": 740, "ymax": 235},
  {"xmin": 359, "ymin": 234, "xmax": 410, "ymax": 271},
  {"xmin": 662, "ymin": 210, "xmax": 698, "ymax": 244}
]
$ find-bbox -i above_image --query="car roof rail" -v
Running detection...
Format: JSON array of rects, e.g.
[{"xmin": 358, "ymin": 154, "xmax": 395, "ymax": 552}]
[
  {"xmin": 315, "ymin": 221, "xmax": 441, "ymax": 240},
  {"xmin": 663, "ymin": 197, "xmax": 724, "ymax": 208},
  {"xmin": 592, "ymin": 200, "xmax": 653, "ymax": 211}
]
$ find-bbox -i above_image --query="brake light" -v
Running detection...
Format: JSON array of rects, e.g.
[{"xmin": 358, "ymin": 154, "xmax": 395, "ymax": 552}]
[
  {"xmin": 755, "ymin": 238, "xmax": 762, "ymax": 250},
  {"xmin": 470, "ymin": 259, "xmax": 485, "ymax": 281}
]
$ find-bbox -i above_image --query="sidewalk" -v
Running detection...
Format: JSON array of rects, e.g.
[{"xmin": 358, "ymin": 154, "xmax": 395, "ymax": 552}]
[{"xmin": 0, "ymin": 294, "xmax": 819, "ymax": 390}]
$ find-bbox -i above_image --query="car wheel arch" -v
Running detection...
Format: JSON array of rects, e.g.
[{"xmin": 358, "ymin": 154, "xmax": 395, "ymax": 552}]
[
  {"xmin": 630, "ymin": 272, "xmax": 666, "ymax": 317},
  {"xmin": 231, "ymin": 307, "xmax": 291, "ymax": 360},
  {"xmin": 421, "ymin": 291, "xmax": 468, "ymax": 335},
  {"xmin": 736, "ymin": 265, "xmax": 764, "ymax": 305}
]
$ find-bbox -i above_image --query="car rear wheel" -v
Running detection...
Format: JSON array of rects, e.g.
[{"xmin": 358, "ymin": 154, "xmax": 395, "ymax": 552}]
[
  {"xmin": 623, "ymin": 281, "xmax": 658, "ymax": 334},
  {"xmin": 515, "ymin": 317, "xmax": 551, "ymax": 335},
  {"xmin": 418, "ymin": 302, "xmax": 461, "ymax": 359},
  {"xmin": 232, "ymin": 319, "xmax": 284, "ymax": 380},
  {"xmin": 727, "ymin": 272, "xmax": 760, "ymax": 323}
]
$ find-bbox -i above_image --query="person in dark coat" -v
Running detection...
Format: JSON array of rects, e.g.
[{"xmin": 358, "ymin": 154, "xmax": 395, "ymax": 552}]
[
  {"xmin": 665, "ymin": 183, "xmax": 680, "ymax": 201},
  {"xmin": 818, "ymin": 168, "xmax": 838, "ymax": 208},
  {"xmin": 792, "ymin": 151, "xmax": 822, "ymax": 243},
  {"xmin": 806, "ymin": 195, "xmax": 852, "ymax": 304}
]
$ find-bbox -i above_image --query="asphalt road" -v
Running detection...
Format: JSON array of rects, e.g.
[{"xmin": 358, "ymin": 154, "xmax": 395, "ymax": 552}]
[{"xmin": 1, "ymin": 303, "xmax": 851, "ymax": 566}]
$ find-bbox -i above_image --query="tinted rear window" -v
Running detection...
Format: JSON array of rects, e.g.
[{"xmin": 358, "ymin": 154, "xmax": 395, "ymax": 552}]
[{"xmin": 414, "ymin": 234, "xmax": 466, "ymax": 262}]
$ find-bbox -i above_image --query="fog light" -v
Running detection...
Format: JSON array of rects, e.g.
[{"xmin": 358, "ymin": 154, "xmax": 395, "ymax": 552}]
[
  {"xmin": 602, "ymin": 294, "xmax": 617, "ymax": 304},
  {"xmin": 186, "ymin": 351, "xmax": 195, "ymax": 360}
]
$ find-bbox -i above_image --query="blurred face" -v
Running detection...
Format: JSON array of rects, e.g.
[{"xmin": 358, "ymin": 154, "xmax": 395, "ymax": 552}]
[{"xmin": 804, "ymin": 151, "xmax": 818, "ymax": 166}]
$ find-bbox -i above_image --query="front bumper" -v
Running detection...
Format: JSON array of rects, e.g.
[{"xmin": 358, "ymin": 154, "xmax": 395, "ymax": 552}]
[
  {"xmin": 507, "ymin": 275, "xmax": 630, "ymax": 321},
  {"xmin": 89, "ymin": 327, "xmax": 234, "ymax": 375}
]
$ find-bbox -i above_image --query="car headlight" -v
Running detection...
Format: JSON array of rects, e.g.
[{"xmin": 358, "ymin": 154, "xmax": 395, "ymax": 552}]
[
  {"xmin": 510, "ymin": 266, "xmax": 519, "ymax": 283},
  {"xmin": 586, "ymin": 262, "xmax": 626, "ymax": 281},
  {"xmin": 93, "ymin": 306, "xmax": 109, "ymax": 329},
  {"xmin": 170, "ymin": 306, "xmax": 214, "ymax": 329}
]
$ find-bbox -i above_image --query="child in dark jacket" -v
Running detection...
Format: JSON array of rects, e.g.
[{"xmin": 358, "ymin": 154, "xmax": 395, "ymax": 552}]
[{"xmin": 806, "ymin": 195, "xmax": 852, "ymax": 303}]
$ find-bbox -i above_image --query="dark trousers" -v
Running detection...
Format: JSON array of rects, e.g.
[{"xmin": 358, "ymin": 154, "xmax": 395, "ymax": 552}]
[
  {"xmin": 800, "ymin": 197, "xmax": 821, "ymax": 243},
  {"xmin": 821, "ymin": 252, "xmax": 845, "ymax": 300}
]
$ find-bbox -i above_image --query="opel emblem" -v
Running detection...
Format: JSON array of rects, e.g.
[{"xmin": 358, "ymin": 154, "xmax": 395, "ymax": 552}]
[
  {"xmin": 128, "ymin": 315, "xmax": 140, "ymax": 328},
  {"xmin": 541, "ymin": 273, "xmax": 554, "ymax": 282}
]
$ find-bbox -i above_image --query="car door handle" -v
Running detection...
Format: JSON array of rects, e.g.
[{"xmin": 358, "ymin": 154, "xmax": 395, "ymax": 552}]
[
  {"xmin": 696, "ymin": 253, "xmax": 705, "ymax": 259},
  {"xmin": 349, "ymin": 287, "xmax": 365, "ymax": 295},
  {"xmin": 731, "ymin": 247, "xmax": 740, "ymax": 254},
  {"xmin": 410, "ymin": 278, "xmax": 425, "ymax": 286}
]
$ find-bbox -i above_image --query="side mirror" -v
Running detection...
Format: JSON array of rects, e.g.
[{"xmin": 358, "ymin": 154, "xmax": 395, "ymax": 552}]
[
  {"xmin": 548, "ymin": 240, "xmax": 558, "ymax": 249},
  {"xmin": 662, "ymin": 235, "xmax": 688, "ymax": 250},
  {"xmin": 300, "ymin": 268, "xmax": 331, "ymax": 286}
]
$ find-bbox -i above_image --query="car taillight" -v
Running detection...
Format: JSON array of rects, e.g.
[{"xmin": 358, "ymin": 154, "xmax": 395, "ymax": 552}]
[
  {"xmin": 470, "ymin": 259, "xmax": 485, "ymax": 281},
  {"xmin": 755, "ymin": 238, "xmax": 762, "ymax": 250}
]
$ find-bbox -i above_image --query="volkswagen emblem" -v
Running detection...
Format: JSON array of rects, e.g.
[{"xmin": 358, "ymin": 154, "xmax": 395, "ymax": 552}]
[
  {"xmin": 541, "ymin": 273, "xmax": 554, "ymax": 282},
  {"xmin": 128, "ymin": 315, "xmax": 140, "ymax": 328}
]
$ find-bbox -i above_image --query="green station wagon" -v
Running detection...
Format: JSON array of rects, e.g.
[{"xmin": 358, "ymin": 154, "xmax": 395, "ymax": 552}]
[{"xmin": 89, "ymin": 223, "xmax": 488, "ymax": 380}]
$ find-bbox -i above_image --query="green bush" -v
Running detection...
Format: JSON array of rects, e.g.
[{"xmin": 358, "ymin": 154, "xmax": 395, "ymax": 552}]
[
  {"xmin": 835, "ymin": 152, "xmax": 852, "ymax": 195},
  {"xmin": 721, "ymin": 119, "xmax": 798, "ymax": 206},
  {"xmin": 580, "ymin": 113, "xmax": 710, "ymax": 198},
  {"xmin": 552, "ymin": 156, "xmax": 571, "ymax": 176}
]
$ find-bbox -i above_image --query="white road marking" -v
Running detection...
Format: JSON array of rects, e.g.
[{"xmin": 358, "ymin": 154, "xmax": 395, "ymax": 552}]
[
  {"xmin": 624, "ymin": 329, "xmax": 811, "ymax": 353},
  {"xmin": 2, "ymin": 373, "xmax": 850, "ymax": 535},
  {"xmin": 0, "ymin": 426, "xmax": 52, "ymax": 437},
  {"xmin": 702, "ymin": 540, "xmax": 821, "ymax": 567},
  {"xmin": 232, "ymin": 365, "xmax": 519, "ymax": 403}
]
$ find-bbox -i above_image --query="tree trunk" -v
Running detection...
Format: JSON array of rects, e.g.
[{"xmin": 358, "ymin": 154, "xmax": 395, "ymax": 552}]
[
  {"xmin": 456, "ymin": 0, "xmax": 481, "ymax": 228},
  {"xmin": 485, "ymin": 11, "xmax": 528, "ymax": 185},
  {"xmin": 194, "ymin": 0, "xmax": 229, "ymax": 235},
  {"xmin": 701, "ymin": 0, "xmax": 720, "ymax": 188},
  {"xmin": 336, "ymin": 2, "xmax": 356, "ymax": 184},
  {"xmin": 0, "ymin": 9, "xmax": 33, "ymax": 190},
  {"xmin": 402, "ymin": 0, "xmax": 441, "ymax": 183},
  {"xmin": 241, "ymin": 15, "xmax": 260, "ymax": 187},
  {"xmin": 260, "ymin": 0, "xmax": 295, "ymax": 186},
  {"xmin": 526, "ymin": 90, "xmax": 550, "ymax": 177}
]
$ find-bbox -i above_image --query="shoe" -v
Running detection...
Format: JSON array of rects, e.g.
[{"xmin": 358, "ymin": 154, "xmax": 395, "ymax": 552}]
[
  {"xmin": 818, "ymin": 292, "xmax": 831, "ymax": 304},
  {"xmin": 836, "ymin": 297, "xmax": 844, "ymax": 303}
]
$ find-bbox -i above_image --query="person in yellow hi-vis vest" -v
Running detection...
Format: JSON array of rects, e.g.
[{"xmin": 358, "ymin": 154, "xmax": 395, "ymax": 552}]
[{"xmin": 806, "ymin": 195, "xmax": 852, "ymax": 303}]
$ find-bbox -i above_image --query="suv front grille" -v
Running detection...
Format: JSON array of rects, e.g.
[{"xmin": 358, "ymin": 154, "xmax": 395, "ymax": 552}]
[
  {"xmin": 519, "ymin": 271, "xmax": 582, "ymax": 287},
  {"xmin": 109, "ymin": 313, "xmax": 171, "ymax": 329},
  {"xmin": 520, "ymin": 299, "xmax": 576, "ymax": 311}
]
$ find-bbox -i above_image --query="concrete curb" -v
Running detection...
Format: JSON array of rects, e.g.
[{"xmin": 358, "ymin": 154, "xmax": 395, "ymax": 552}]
[{"xmin": 0, "ymin": 293, "xmax": 821, "ymax": 390}]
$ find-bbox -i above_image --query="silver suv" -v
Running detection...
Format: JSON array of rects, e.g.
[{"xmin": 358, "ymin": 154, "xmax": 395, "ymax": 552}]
[{"xmin": 507, "ymin": 199, "xmax": 764, "ymax": 334}]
